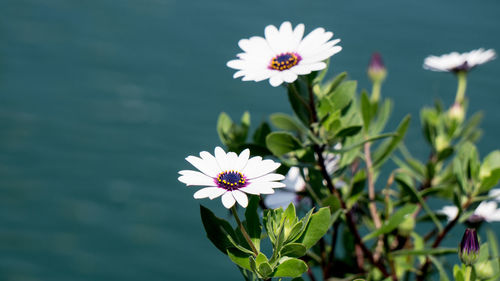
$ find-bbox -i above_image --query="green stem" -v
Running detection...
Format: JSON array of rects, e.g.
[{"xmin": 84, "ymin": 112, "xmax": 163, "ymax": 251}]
[
  {"xmin": 465, "ymin": 265, "xmax": 472, "ymax": 281},
  {"xmin": 371, "ymin": 81, "xmax": 382, "ymax": 103},
  {"xmin": 231, "ymin": 206, "xmax": 259, "ymax": 256},
  {"xmin": 455, "ymin": 71, "xmax": 468, "ymax": 105}
]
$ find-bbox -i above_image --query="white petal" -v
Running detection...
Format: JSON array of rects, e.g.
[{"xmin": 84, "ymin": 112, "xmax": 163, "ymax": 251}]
[
  {"xmin": 291, "ymin": 23, "xmax": 305, "ymax": 49},
  {"xmin": 200, "ymin": 151, "xmax": 223, "ymax": 174},
  {"xmin": 250, "ymin": 173, "xmax": 285, "ymax": 183},
  {"xmin": 232, "ymin": 190, "xmax": 249, "ymax": 208},
  {"xmin": 178, "ymin": 170, "xmax": 216, "ymax": 186},
  {"xmin": 221, "ymin": 192, "xmax": 236, "ymax": 208},
  {"xmin": 244, "ymin": 158, "xmax": 281, "ymax": 179},
  {"xmin": 214, "ymin": 146, "xmax": 230, "ymax": 171},
  {"xmin": 269, "ymin": 75, "xmax": 284, "ymax": 87},
  {"xmin": 185, "ymin": 154, "xmax": 218, "ymax": 177},
  {"xmin": 193, "ymin": 187, "xmax": 226, "ymax": 199},
  {"xmin": 226, "ymin": 152, "xmax": 238, "ymax": 170},
  {"xmin": 235, "ymin": 149, "xmax": 250, "ymax": 171},
  {"xmin": 265, "ymin": 24, "xmax": 282, "ymax": 53},
  {"xmin": 281, "ymin": 70, "xmax": 298, "ymax": 83},
  {"xmin": 245, "ymin": 183, "xmax": 276, "ymax": 194}
]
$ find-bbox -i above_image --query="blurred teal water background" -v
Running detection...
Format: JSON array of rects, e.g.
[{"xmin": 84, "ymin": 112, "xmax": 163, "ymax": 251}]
[{"xmin": 0, "ymin": 0, "xmax": 499, "ymax": 280}]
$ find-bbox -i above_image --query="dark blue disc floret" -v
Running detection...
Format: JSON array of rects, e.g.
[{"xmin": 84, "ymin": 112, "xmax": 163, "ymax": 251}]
[
  {"xmin": 216, "ymin": 170, "xmax": 247, "ymax": 191},
  {"xmin": 269, "ymin": 52, "xmax": 302, "ymax": 71}
]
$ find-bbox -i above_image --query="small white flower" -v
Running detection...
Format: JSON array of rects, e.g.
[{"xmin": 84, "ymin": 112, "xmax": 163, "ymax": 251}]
[
  {"xmin": 423, "ymin": 48, "xmax": 496, "ymax": 72},
  {"xmin": 488, "ymin": 188, "xmax": 500, "ymax": 202},
  {"xmin": 227, "ymin": 21, "xmax": 342, "ymax": 87},
  {"xmin": 178, "ymin": 147, "xmax": 285, "ymax": 208},
  {"xmin": 438, "ymin": 201, "xmax": 500, "ymax": 223}
]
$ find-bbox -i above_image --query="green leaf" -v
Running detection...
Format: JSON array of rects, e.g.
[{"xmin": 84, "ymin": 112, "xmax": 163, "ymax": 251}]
[
  {"xmin": 429, "ymin": 256, "xmax": 451, "ymax": 281},
  {"xmin": 266, "ymin": 132, "xmax": 303, "ymax": 157},
  {"xmin": 391, "ymin": 247, "xmax": 457, "ymax": 256},
  {"xmin": 297, "ymin": 207, "xmax": 332, "ymax": 249},
  {"xmin": 258, "ymin": 262, "xmax": 273, "ymax": 278},
  {"xmin": 324, "ymin": 72, "xmax": 347, "ymax": 96},
  {"xmin": 453, "ymin": 264, "xmax": 465, "ymax": 281},
  {"xmin": 336, "ymin": 125, "xmax": 362, "ymax": 138},
  {"xmin": 200, "ymin": 205, "xmax": 237, "ymax": 254},
  {"xmin": 328, "ymin": 80, "xmax": 357, "ymax": 112},
  {"xmin": 361, "ymin": 91, "xmax": 372, "ymax": 129},
  {"xmin": 363, "ymin": 204, "xmax": 418, "ymax": 241},
  {"xmin": 373, "ymin": 115, "xmax": 411, "ymax": 168},
  {"xmin": 487, "ymin": 228, "xmax": 499, "ymax": 258},
  {"xmin": 245, "ymin": 195, "xmax": 262, "ymax": 251},
  {"xmin": 217, "ymin": 112, "xmax": 233, "ymax": 146},
  {"xmin": 479, "ymin": 150, "xmax": 500, "ymax": 193},
  {"xmin": 287, "ymin": 81, "xmax": 311, "ymax": 125},
  {"xmin": 228, "ymin": 248, "xmax": 252, "ymax": 270},
  {"xmin": 371, "ymin": 98, "xmax": 393, "ymax": 135},
  {"xmin": 253, "ymin": 122, "xmax": 272, "ymax": 146},
  {"xmin": 272, "ymin": 258, "xmax": 308, "ymax": 277},
  {"xmin": 270, "ymin": 113, "xmax": 306, "ymax": 133},
  {"xmin": 395, "ymin": 173, "xmax": 443, "ymax": 232},
  {"xmin": 280, "ymin": 243, "xmax": 307, "ymax": 258}
]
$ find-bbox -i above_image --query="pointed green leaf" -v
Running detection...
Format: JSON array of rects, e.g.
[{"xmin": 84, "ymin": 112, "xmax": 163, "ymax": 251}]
[
  {"xmin": 363, "ymin": 204, "xmax": 417, "ymax": 241},
  {"xmin": 280, "ymin": 243, "xmax": 307, "ymax": 258},
  {"xmin": 373, "ymin": 115, "xmax": 411, "ymax": 168},
  {"xmin": 200, "ymin": 205, "xmax": 237, "ymax": 254},
  {"xmin": 336, "ymin": 125, "xmax": 362, "ymax": 138},
  {"xmin": 272, "ymin": 258, "xmax": 308, "ymax": 277},
  {"xmin": 228, "ymin": 248, "xmax": 252, "ymax": 270},
  {"xmin": 270, "ymin": 113, "xmax": 307, "ymax": 133},
  {"xmin": 266, "ymin": 132, "xmax": 303, "ymax": 157},
  {"xmin": 296, "ymin": 207, "xmax": 332, "ymax": 249},
  {"xmin": 245, "ymin": 195, "xmax": 262, "ymax": 251}
]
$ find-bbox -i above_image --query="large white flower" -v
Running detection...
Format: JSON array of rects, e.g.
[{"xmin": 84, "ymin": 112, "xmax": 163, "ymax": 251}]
[
  {"xmin": 423, "ymin": 48, "xmax": 496, "ymax": 72},
  {"xmin": 438, "ymin": 201, "xmax": 500, "ymax": 223},
  {"xmin": 178, "ymin": 147, "xmax": 285, "ymax": 208},
  {"xmin": 227, "ymin": 21, "xmax": 342, "ymax": 87}
]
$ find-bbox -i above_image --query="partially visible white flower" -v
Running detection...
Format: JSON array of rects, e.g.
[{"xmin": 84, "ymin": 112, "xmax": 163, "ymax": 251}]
[
  {"xmin": 438, "ymin": 201, "xmax": 500, "ymax": 223},
  {"xmin": 423, "ymin": 48, "xmax": 496, "ymax": 72},
  {"xmin": 264, "ymin": 148, "xmax": 341, "ymax": 209},
  {"xmin": 488, "ymin": 188, "xmax": 500, "ymax": 202},
  {"xmin": 227, "ymin": 21, "xmax": 342, "ymax": 87},
  {"xmin": 178, "ymin": 147, "xmax": 285, "ymax": 208},
  {"xmin": 264, "ymin": 167, "xmax": 306, "ymax": 209}
]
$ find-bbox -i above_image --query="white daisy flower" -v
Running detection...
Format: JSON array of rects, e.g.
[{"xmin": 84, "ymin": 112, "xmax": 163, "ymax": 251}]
[
  {"xmin": 423, "ymin": 48, "xmax": 496, "ymax": 72},
  {"xmin": 178, "ymin": 147, "xmax": 285, "ymax": 208},
  {"xmin": 438, "ymin": 201, "xmax": 500, "ymax": 223},
  {"xmin": 227, "ymin": 21, "xmax": 342, "ymax": 87}
]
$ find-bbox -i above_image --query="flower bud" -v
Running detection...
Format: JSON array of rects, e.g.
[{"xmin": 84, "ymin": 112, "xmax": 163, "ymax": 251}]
[
  {"xmin": 368, "ymin": 53, "xmax": 387, "ymax": 83},
  {"xmin": 448, "ymin": 102, "xmax": 465, "ymax": 123},
  {"xmin": 459, "ymin": 228, "xmax": 480, "ymax": 265}
]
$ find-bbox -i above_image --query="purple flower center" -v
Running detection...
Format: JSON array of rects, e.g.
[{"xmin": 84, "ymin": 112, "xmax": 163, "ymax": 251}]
[
  {"xmin": 216, "ymin": 170, "xmax": 247, "ymax": 190},
  {"xmin": 269, "ymin": 52, "xmax": 301, "ymax": 71}
]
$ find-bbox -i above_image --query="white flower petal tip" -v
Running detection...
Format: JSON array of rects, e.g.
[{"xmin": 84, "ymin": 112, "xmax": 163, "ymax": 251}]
[
  {"xmin": 439, "ymin": 200, "xmax": 500, "ymax": 224},
  {"xmin": 179, "ymin": 147, "xmax": 285, "ymax": 209},
  {"xmin": 227, "ymin": 21, "xmax": 342, "ymax": 87},
  {"xmin": 423, "ymin": 48, "xmax": 496, "ymax": 72}
]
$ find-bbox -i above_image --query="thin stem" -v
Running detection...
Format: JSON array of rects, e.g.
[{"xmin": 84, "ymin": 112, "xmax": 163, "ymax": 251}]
[
  {"xmin": 464, "ymin": 265, "xmax": 472, "ymax": 281},
  {"xmin": 364, "ymin": 140, "xmax": 384, "ymax": 260},
  {"xmin": 231, "ymin": 206, "xmax": 259, "ymax": 256},
  {"xmin": 455, "ymin": 71, "xmax": 468, "ymax": 105},
  {"xmin": 371, "ymin": 81, "xmax": 382, "ymax": 103}
]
